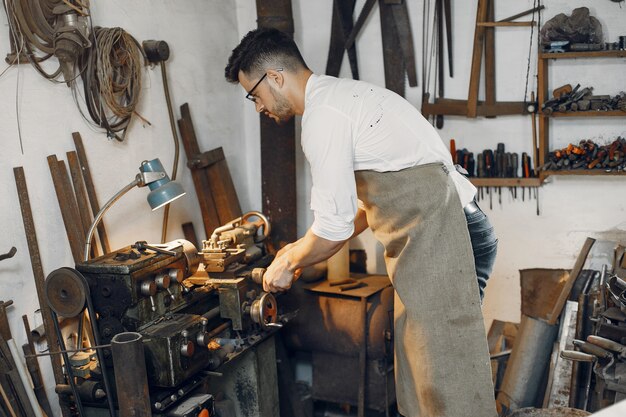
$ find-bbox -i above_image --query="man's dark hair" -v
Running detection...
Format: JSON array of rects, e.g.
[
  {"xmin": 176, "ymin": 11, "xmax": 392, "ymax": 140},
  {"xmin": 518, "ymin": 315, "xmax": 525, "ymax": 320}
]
[{"xmin": 225, "ymin": 28, "xmax": 308, "ymax": 84}]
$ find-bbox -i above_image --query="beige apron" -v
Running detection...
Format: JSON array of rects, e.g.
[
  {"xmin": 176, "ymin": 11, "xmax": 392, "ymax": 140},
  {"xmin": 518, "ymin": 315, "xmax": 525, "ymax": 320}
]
[{"xmin": 355, "ymin": 164, "xmax": 496, "ymax": 417}]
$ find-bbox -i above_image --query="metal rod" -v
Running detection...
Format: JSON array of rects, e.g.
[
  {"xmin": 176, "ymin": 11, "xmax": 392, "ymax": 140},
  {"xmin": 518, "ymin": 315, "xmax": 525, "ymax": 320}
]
[
  {"xmin": 14, "ymin": 167, "xmax": 72, "ymax": 417},
  {"xmin": 24, "ymin": 344, "xmax": 112, "ymax": 358},
  {"xmin": 84, "ymin": 178, "xmax": 140, "ymax": 261},
  {"xmin": 159, "ymin": 60, "xmax": 181, "ymax": 244}
]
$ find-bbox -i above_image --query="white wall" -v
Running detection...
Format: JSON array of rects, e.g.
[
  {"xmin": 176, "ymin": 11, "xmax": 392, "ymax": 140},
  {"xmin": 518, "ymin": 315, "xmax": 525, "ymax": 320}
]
[
  {"xmin": 1, "ymin": 1, "xmax": 625, "ymax": 414},
  {"xmin": 0, "ymin": 2, "xmax": 246, "ymax": 415},
  {"xmin": 235, "ymin": 0, "xmax": 626, "ymax": 326}
]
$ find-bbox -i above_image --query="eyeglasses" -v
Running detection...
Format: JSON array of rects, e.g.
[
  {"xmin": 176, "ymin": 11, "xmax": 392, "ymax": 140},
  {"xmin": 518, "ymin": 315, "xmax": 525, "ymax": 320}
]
[{"xmin": 245, "ymin": 68, "xmax": 283, "ymax": 102}]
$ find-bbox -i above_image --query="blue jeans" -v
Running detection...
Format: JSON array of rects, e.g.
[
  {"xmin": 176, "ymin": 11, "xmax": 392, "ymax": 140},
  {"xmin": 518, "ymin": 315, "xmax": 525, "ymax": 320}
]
[{"xmin": 464, "ymin": 202, "xmax": 498, "ymax": 301}]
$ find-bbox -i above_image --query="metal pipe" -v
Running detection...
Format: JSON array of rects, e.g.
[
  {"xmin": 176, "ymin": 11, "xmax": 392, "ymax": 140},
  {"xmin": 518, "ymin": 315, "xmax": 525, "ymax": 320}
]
[
  {"xmin": 496, "ymin": 315, "xmax": 559, "ymax": 411},
  {"xmin": 111, "ymin": 332, "xmax": 152, "ymax": 417},
  {"xmin": 84, "ymin": 178, "xmax": 140, "ymax": 261}
]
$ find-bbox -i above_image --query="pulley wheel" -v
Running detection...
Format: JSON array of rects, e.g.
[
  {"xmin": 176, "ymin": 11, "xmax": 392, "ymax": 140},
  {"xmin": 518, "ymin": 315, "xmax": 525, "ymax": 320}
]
[
  {"xmin": 250, "ymin": 292, "xmax": 278, "ymax": 329},
  {"xmin": 45, "ymin": 267, "xmax": 87, "ymax": 318}
]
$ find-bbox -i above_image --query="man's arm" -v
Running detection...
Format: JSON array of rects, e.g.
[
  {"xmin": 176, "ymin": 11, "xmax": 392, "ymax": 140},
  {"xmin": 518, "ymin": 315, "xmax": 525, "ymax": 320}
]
[
  {"xmin": 263, "ymin": 209, "xmax": 369, "ymax": 292},
  {"xmin": 351, "ymin": 208, "xmax": 368, "ymax": 238},
  {"xmin": 263, "ymin": 229, "xmax": 345, "ymax": 292}
]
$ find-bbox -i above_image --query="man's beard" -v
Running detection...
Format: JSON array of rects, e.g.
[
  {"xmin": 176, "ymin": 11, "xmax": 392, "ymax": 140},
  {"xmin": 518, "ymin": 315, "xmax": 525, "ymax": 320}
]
[{"xmin": 268, "ymin": 87, "xmax": 294, "ymax": 125}]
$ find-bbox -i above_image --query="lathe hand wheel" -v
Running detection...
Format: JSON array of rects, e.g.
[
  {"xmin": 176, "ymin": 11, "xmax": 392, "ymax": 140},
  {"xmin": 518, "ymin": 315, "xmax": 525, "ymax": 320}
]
[
  {"xmin": 250, "ymin": 292, "xmax": 278, "ymax": 329},
  {"xmin": 241, "ymin": 211, "xmax": 271, "ymax": 243},
  {"xmin": 45, "ymin": 267, "xmax": 88, "ymax": 318}
]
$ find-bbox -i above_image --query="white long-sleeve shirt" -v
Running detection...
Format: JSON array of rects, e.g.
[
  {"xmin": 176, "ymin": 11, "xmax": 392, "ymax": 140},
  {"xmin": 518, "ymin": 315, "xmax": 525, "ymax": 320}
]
[{"xmin": 301, "ymin": 74, "xmax": 476, "ymax": 241}]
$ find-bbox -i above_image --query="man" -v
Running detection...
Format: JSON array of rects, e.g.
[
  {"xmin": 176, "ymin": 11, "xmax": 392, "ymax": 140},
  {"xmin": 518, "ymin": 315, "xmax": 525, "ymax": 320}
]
[{"xmin": 225, "ymin": 28, "xmax": 498, "ymax": 417}]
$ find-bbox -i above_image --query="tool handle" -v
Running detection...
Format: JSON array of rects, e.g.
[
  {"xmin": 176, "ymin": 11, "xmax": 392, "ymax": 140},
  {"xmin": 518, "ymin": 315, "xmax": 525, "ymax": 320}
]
[
  {"xmin": 587, "ymin": 335, "xmax": 626, "ymax": 354},
  {"xmin": 573, "ymin": 339, "xmax": 613, "ymax": 359},
  {"xmin": 560, "ymin": 350, "xmax": 595, "ymax": 362}
]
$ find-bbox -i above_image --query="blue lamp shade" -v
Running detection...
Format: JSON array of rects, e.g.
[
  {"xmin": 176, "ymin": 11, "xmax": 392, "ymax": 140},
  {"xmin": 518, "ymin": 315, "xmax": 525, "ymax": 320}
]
[{"xmin": 140, "ymin": 158, "xmax": 186, "ymax": 210}]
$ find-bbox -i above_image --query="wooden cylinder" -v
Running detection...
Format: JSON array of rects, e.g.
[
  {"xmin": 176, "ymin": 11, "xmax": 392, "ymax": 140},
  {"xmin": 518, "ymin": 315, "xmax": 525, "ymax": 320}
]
[{"xmin": 327, "ymin": 242, "xmax": 350, "ymax": 283}]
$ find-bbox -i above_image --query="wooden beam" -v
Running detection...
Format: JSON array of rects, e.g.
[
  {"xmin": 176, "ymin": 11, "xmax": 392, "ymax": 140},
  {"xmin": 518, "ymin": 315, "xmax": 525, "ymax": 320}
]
[
  {"xmin": 484, "ymin": 0, "xmax": 496, "ymax": 114},
  {"xmin": 478, "ymin": 22, "xmax": 534, "ymax": 27},
  {"xmin": 67, "ymin": 151, "xmax": 98, "ymax": 258},
  {"xmin": 72, "ymin": 132, "xmax": 110, "ymax": 254},
  {"xmin": 547, "ymin": 238, "xmax": 596, "ymax": 325},
  {"xmin": 178, "ymin": 104, "xmax": 221, "ymax": 238},
  {"xmin": 467, "ymin": 0, "xmax": 489, "ymax": 117},
  {"xmin": 47, "ymin": 155, "xmax": 84, "ymax": 264}
]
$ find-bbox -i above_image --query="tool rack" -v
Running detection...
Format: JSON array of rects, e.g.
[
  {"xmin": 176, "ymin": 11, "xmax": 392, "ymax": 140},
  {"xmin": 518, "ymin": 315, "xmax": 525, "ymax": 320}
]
[{"xmin": 537, "ymin": 50, "xmax": 626, "ymax": 181}]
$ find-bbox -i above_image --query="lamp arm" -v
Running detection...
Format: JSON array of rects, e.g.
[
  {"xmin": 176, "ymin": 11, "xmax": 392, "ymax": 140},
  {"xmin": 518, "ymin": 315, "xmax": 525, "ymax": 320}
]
[{"xmin": 84, "ymin": 177, "xmax": 142, "ymax": 262}]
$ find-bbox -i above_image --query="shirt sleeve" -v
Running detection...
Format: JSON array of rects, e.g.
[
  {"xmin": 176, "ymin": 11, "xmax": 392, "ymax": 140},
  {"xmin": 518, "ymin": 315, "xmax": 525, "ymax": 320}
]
[{"xmin": 302, "ymin": 105, "xmax": 358, "ymax": 241}]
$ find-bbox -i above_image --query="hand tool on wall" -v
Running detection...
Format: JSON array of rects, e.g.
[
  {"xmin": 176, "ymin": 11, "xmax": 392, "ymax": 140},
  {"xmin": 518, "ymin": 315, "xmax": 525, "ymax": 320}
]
[
  {"xmin": 0, "ymin": 248, "xmax": 16, "ymax": 263},
  {"xmin": 326, "ymin": 0, "xmax": 359, "ymax": 79},
  {"xmin": 422, "ymin": 1, "xmax": 540, "ymax": 121},
  {"xmin": 346, "ymin": 0, "xmax": 418, "ymax": 97}
]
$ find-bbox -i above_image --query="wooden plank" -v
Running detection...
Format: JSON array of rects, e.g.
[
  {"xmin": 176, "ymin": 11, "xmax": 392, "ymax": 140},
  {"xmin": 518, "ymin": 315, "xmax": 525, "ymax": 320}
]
[
  {"xmin": 182, "ymin": 222, "xmax": 199, "ymax": 250},
  {"xmin": 467, "ymin": 0, "xmax": 489, "ymax": 117},
  {"xmin": 178, "ymin": 104, "xmax": 220, "ymax": 238},
  {"xmin": 13, "ymin": 167, "xmax": 71, "ymax": 417},
  {"xmin": 67, "ymin": 151, "xmax": 98, "ymax": 258},
  {"xmin": 47, "ymin": 155, "xmax": 84, "ymax": 264},
  {"xmin": 256, "ymin": 0, "xmax": 298, "ymax": 251},
  {"xmin": 421, "ymin": 97, "xmax": 527, "ymax": 117},
  {"xmin": 484, "ymin": 0, "xmax": 496, "ymax": 111},
  {"xmin": 544, "ymin": 110, "xmax": 626, "ymax": 118},
  {"xmin": 72, "ymin": 132, "xmax": 110, "ymax": 254},
  {"xmin": 539, "ymin": 50, "xmax": 626, "ymax": 59},
  {"xmin": 547, "ymin": 238, "xmax": 596, "ymax": 325},
  {"xmin": 478, "ymin": 22, "xmax": 534, "ymax": 27},
  {"xmin": 470, "ymin": 177, "xmax": 541, "ymax": 187},
  {"xmin": 542, "ymin": 170, "xmax": 626, "ymax": 177},
  {"xmin": 204, "ymin": 148, "xmax": 242, "ymax": 224},
  {"xmin": 520, "ymin": 269, "xmax": 570, "ymax": 321}
]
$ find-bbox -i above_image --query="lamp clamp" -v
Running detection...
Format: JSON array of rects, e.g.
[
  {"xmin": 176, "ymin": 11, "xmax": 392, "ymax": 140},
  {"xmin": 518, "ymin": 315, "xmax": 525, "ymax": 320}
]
[{"xmin": 137, "ymin": 171, "xmax": 166, "ymax": 186}]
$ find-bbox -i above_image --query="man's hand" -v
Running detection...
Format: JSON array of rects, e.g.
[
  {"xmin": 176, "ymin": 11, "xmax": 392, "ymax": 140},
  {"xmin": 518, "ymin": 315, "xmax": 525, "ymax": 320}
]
[
  {"xmin": 263, "ymin": 229, "xmax": 347, "ymax": 292},
  {"xmin": 263, "ymin": 254, "xmax": 300, "ymax": 293}
]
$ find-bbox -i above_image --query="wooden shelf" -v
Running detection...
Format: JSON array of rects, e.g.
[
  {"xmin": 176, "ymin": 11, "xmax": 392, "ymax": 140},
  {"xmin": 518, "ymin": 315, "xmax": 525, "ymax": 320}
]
[
  {"xmin": 540, "ymin": 110, "xmax": 626, "ymax": 118},
  {"xmin": 470, "ymin": 177, "xmax": 542, "ymax": 187},
  {"xmin": 539, "ymin": 50, "xmax": 626, "ymax": 59},
  {"xmin": 541, "ymin": 170, "xmax": 626, "ymax": 177}
]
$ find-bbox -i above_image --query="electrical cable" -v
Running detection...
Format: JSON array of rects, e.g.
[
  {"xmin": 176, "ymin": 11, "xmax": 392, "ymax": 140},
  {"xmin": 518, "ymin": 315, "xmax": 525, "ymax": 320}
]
[{"xmin": 79, "ymin": 26, "xmax": 145, "ymax": 140}]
